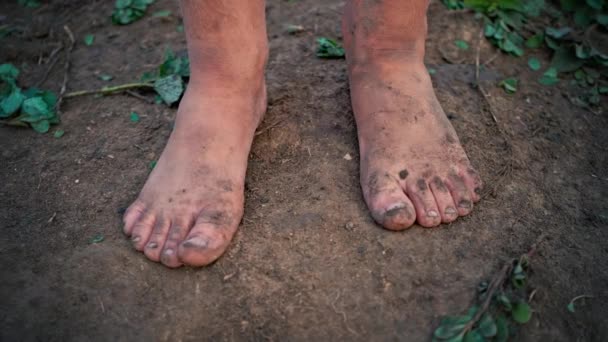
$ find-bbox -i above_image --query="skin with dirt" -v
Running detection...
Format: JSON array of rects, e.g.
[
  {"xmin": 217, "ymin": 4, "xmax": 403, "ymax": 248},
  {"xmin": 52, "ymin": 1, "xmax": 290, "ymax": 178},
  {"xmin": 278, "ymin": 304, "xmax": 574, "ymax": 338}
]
[{"xmin": 1, "ymin": 0, "xmax": 607, "ymax": 341}]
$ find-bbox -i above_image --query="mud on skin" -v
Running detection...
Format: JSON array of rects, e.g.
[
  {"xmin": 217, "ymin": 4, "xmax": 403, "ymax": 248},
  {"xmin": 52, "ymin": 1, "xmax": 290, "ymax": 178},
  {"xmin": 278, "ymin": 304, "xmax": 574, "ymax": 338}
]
[{"xmin": 343, "ymin": 0, "xmax": 483, "ymax": 230}]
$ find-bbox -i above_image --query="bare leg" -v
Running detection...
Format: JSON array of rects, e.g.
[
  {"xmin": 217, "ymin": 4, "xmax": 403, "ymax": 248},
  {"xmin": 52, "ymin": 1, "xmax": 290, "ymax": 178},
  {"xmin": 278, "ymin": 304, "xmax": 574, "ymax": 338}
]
[
  {"xmin": 123, "ymin": 0, "xmax": 268, "ymax": 267},
  {"xmin": 343, "ymin": 0, "xmax": 483, "ymax": 229}
]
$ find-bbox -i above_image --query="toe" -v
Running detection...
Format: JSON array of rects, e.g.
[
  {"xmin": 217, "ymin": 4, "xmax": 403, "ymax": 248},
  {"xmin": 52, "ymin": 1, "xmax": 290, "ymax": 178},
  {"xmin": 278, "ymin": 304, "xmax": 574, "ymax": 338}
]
[
  {"xmin": 406, "ymin": 178, "xmax": 442, "ymax": 227},
  {"xmin": 123, "ymin": 201, "xmax": 146, "ymax": 235},
  {"xmin": 430, "ymin": 176, "xmax": 458, "ymax": 223},
  {"xmin": 447, "ymin": 171, "xmax": 474, "ymax": 216},
  {"xmin": 143, "ymin": 216, "xmax": 171, "ymax": 262},
  {"xmin": 159, "ymin": 218, "xmax": 194, "ymax": 268},
  {"xmin": 178, "ymin": 226, "xmax": 234, "ymax": 267},
  {"xmin": 178, "ymin": 210, "xmax": 239, "ymax": 266},
  {"xmin": 365, "ymin": 172, "xmax": 416, "ymax": 230},
  {"xmin": 129, "ymin": 212, "xmax": 156, "ymax": 251},
  {"xmin": 464, "ymin": 167, "xmax": 483, "ymax": 202}
]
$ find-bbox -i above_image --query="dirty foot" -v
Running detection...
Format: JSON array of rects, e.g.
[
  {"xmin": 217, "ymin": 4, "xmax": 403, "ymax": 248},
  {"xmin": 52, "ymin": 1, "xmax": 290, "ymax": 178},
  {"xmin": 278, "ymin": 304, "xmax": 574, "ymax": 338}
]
[
  {"xmin": 122, "ymin": 80, "xmax": 266, "ymax": 267},
  {"xmin": 350, "ymin": 64, "xmax": 482, "ymax": 230},
  {"xmin": 343, "ymin": 2, "xmax": 482, "ymax": 230}
]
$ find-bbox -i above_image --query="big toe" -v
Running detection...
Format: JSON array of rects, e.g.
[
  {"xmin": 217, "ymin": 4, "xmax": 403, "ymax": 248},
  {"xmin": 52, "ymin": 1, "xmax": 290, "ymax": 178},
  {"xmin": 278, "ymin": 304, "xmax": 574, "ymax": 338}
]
[
  {"xmin": 178, "ymin": 224, "xmax": 235, "ymax": 267},
  {"xmin": 365, "ymin": 174, "xmax": 416, "ymax": 230}
]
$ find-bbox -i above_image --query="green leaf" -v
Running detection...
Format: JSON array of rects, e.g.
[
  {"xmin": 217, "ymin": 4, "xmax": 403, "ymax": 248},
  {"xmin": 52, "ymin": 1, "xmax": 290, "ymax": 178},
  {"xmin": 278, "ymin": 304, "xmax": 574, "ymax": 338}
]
[
  {"xmin": 89, "ymin": 233, "xmax": 105, "ymax": 244},
  {"xmin": 497, "ymin": 294, "xmax": 512, "ymax": 311},
  {"xmin": 574, "ymin": 6, "xmax": 594, "ymax": 27},
  {"xmin": 478, "ymin": 313, "xmax": 497, "ymax": 337},
  {"xmin": 597, "ymin": 14, "xmax": 608, "ymax": 25},
  {"xmin": 454, "ymin": 39, "xmax": 469, "ymax": 50},
  {"xmin": 484, "ymin": 23, "xmax": 496, "ymax": 37},
  {"xmin": 545, "ymin": 27, "xmax": 571, "ymax": 39},
  {"xmin": 523, "ymin": 0, "xmax": 544, "ymax": 17},
  {"xmin": 18, "ymin": 0, "xmax": 40, "ymax": 8},
  {"xmin": 316, "ymin": 37, "xmax": 345, "ymax": 58},
  {"xmin": 528, "ymin": 57, "xmax": 541, "ymax": 71},
  {"xmin": 0, "ymin": 63, "xmax": 19, "ymax": 81},
  {"xmin": 495, "ymin": 315, "xmax": 509, "ymax": 342},
  {"xmin": 586, "ymin": 0, "xmax": 603, "ymax": 9},
  {"xmin": 499, "ymin": 78, "xmax": 518, "ymax": 93},
  {"xmin": 30, "ymin": 119, "xmax": 50, "ymax": 133},
  {"xmin": 427, "ymin": 67, "xmax": 437, "ymax": 75},
  {"xmin": 559, "ymin": 0, "xmax": 577, "ymax": 11},
  {"xmin": 158, "ymin": 49, "xmax": 190, "ymax": 77},
  {"xmin": 512, "ymin": 273, "xmax": 526, "ymax": 288},
  {"xmin": 544, "ymin": 36, "xmax": 560, "ymax": 50},
  {"xmin": 434, "ymin": 316, "xmax": 469, "ymax": 339},
  {"xmin": 152, "ymin": 10, "xmax": 172, "ymax": 17},
  {"xmin": 463, "ymin": 330, "xmax": 484, "ymax": 342},
  {"xmin": 538, "ymin": 68, "xmax": 559, "ymax": 85},
  {"xmin": 567, "ymin": 302, "xmax": 575, "ymax": 313},
  {"xmin": 149, "ymin": 160, "xmax": 157, "ymax": 169},
  {"xmin": 512, "ymin": 302, "xmax": 532, "ymax": 324},
  {"xmin": 112, "ymin": 0, "xmax": 154, "ymax": 25},
  {"xmin": 550, "ymin": 46, "xmax": 585, "ymax": 73},
  {"xmin": 154, "ymin": 75, "xmax": 184, "ymax": 105},
  {"xmin": 525, "ymin": 34, "xmax": 543, "ymax": 48},
  {"xmin": 115, "ymin": 0, "xmax": 132, "ymax": 9},
  {"xmin": 176, "ymin": 24, "xmax": 184, "ymax": 33},
  {"xmin": 21, "ymin": 97, "xmax": 51, "ymax": 120},
  {"xmin": 0, "ymin": 88, "xmax": 25, "ymax": 116},
  {"xmin": 84, "ymin": 34, "xmax": 95, "ymax": 46},
  {"xmin": 130, "ymin": 111, "xmax": 140, "ymax": 122},
  {"xmin": 98, "ymin": 74, "xmax": 113, "ymax": 81},
  {"xmin": 53, "ymin": 129, "xmax": 65, "ymax": 138}
]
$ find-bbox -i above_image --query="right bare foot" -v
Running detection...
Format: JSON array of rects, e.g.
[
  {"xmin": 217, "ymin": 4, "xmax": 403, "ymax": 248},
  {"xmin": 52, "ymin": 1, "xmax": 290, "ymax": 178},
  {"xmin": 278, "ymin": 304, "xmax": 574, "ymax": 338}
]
[{"xmin": 123, "ymin": 0, "xmax": 268, "ymax": 268}]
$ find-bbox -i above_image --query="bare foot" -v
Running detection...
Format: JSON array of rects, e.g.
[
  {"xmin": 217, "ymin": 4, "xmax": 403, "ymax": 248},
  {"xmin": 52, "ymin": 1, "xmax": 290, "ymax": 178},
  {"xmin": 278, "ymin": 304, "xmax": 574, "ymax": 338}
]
[
  {"xmin": 122, "ymin": 80, "xmax": 266, "ymax": 267},
  {"xmin": 343, "ymin": 1, "xmax": 483, "ymax": 230},
  {"xmin": 122, "ymin": 0, "xmax": 268, "ymax": 267}
]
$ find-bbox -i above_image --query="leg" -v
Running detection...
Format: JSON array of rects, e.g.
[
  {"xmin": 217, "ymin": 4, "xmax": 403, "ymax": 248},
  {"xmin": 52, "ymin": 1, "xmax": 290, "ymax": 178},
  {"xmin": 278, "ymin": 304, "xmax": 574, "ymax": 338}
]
[
  {"xmin": 343, "ymin": 0, "xmax": 482, "ymax": 229},
  {"xmin": 122, "ymin": 0, "xmax": 268, "ymax": 267}
]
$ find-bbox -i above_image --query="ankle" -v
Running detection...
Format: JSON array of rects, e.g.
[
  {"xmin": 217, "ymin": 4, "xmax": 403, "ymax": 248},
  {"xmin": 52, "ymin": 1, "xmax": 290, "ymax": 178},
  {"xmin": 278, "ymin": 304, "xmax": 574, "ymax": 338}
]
[{"xmin": 188, "ymin": 41, "xmax": 268, "ymax": 88}]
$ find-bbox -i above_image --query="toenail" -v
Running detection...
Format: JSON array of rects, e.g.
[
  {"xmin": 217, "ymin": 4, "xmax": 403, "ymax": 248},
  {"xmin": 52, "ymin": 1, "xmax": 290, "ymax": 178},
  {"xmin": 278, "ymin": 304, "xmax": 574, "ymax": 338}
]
[
  {"xmin": 147, "ymin": 242, "xmax": 158, "ymax": 249},
  {"xmin": 427, "ymin": 210, "xmax": 438, "ymax": 217},
  {"xmin": 164, "ymin": 248, "xmax": 174, "ymax": 256},
  {"xmin": 131, "ymin": 236, "xmax": 140, "ymax": 243},
  {"xmin": 183, "ymin": 237, "xmax": 210, "ymax": 249},
  {"xmin": 458, "ymin": 200, "xmax": 472, "ymax": 209},
  {"xmin": 445, "ymin": 207, "xmax": 457, "ymax": 215},
  {"xmin": 385, "ymin": 202, "xmax": 406, "ymax": 215}
]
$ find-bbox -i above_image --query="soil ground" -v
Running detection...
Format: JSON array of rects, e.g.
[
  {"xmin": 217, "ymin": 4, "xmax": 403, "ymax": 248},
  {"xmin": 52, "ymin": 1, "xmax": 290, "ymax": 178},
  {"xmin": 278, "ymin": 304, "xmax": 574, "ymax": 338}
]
[{"xmin": 1, "ymin": 0, "xmax": 607, "ymax": 341}]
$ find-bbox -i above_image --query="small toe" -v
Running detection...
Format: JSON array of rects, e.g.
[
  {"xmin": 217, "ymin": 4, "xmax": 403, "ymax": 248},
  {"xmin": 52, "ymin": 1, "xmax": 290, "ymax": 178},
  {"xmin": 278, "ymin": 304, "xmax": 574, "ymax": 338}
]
[
  {"xmin": 129, "ymin": 212, "xmax": 156, "ymax": 251},
  {"xmin": 430, "ymin": 176, "xmax": 458, "ymax": 223},
  {"xmin": 406, "ymin": 178, "xmax": 442, "ymax": 227},
  {"xmin": 123, "ymin": 201, "xmax": 145, "ymax": 235},
  {"xmin": 447, "ymin": 171, "xmax": 474, "ymax": 216},
  {"xmin": 160, "ymin": 218, "xmax": 194, "ymax": 268},
  {"xmin": 143, "ymin": 216, "xmax": 171, "ymax": 262}
]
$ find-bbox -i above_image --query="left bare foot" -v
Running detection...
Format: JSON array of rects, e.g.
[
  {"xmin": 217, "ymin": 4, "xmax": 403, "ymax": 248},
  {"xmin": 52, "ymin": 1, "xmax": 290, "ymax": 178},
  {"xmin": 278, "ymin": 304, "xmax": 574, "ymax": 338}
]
[{"xmin": 343, "ymin": 0, "xmax": 483, "ymax": 230}]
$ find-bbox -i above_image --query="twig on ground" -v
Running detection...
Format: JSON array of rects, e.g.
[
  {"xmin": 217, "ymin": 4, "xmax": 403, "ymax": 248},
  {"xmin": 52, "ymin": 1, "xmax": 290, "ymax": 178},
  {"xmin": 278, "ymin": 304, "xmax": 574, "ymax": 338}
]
[
  {"xmin": 460, "ymin": 234, "xmax": 547, "ymax": 335},
  {"xmin": 65, "ymin": 82, "xmax": 155, "ymax": 98},
  {"xmin": 55, "ymin": 25, "xmax": 75, "ymax": 115},
  {"xmin": 0, "ymin": 119, "xmax": 28, "ymax": 127},
  {"xmin": 125, "ymin": 90, "xmax": 154, "ymax": 104},
  {"xmin": 483, "ymin": 52, "xmax": 500, "ymax": 66},
  {"xmin": 36, "ymin": 44, "xmax": 64, "ymax": 87}
]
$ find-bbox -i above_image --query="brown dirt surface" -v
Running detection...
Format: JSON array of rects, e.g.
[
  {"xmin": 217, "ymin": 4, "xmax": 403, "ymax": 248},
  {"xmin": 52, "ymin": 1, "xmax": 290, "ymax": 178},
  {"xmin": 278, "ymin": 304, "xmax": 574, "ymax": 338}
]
[{"xmin": 1, "ymin": 1, "xmax": 607, "ymax": 341}]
